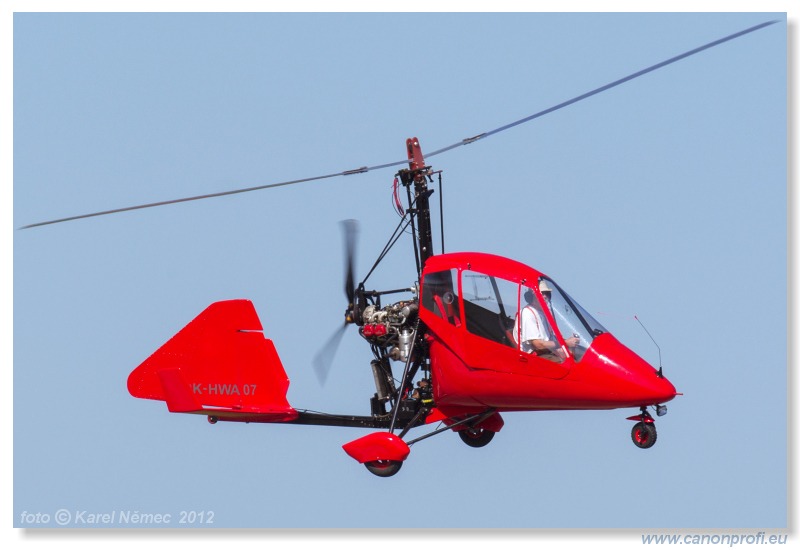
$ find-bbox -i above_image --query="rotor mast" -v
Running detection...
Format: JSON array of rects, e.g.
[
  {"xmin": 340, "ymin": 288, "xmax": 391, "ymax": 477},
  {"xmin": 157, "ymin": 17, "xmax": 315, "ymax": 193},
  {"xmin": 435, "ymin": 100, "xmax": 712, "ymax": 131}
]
[{"xmin": 400, "ymin": 137, "xmax": 435, "ymax": 275}]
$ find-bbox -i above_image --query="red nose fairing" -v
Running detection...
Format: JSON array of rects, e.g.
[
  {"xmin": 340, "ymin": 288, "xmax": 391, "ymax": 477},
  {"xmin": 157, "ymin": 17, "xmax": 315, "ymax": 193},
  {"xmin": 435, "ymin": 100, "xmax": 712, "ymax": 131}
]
[
  {"xmin": 575, "ymin": 333, "xmax": 677, "ymax": 408},
  {"xmin": 428, "ymin": 331, "xmax": 677, "ymax": 413}
]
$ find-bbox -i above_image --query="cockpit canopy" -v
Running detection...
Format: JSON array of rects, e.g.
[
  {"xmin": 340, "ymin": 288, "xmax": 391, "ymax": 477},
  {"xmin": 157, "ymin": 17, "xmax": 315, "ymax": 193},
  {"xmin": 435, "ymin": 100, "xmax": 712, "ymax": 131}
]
[{"xmin": 420, "ymin": 253, "xmax": 606, "ymax": 363}]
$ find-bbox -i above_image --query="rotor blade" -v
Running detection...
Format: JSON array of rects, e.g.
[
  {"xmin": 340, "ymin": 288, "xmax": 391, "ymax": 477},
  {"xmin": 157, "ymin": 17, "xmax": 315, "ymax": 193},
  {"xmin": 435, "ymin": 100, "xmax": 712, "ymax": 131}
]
[
  {"xmin": 312, "ymin": 323, "xmax": 349, "ymax": 386},
  {"xmin": 19, "ymin": 167, "xmax": 405, "ymax": 230},
  {"xmin": 423, "ymin": 19, "xmax": 780, "ymax": 159},
  {"xmin": 341, "ymin": 219, "xmax": 359, "ymax": 304},
  {"xmin": 19, "ymin": 19, "xmax": 779, "ymax": 230}
]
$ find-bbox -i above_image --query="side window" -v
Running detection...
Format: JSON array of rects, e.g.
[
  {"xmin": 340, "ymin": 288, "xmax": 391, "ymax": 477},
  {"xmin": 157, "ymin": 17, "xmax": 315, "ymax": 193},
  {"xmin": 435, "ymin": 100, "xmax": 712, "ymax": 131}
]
[
  {"xmin": 461, "ymin": 270, "xmax": 518, "ymax": 347},
  {"xmin": 421, "ymin": 269, "xmax": 460, "ymax": 327}
]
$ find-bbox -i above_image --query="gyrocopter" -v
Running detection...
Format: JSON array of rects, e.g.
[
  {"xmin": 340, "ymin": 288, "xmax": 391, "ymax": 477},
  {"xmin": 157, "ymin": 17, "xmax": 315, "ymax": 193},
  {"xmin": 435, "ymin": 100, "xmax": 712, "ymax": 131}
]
[{"xmin": 22, "ymin": 20, "xmax": 778, "ymax": 477}]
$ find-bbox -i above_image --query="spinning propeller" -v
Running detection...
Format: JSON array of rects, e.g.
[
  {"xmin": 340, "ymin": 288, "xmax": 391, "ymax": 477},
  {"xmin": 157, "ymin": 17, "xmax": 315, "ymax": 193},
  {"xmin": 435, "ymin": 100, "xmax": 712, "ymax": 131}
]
[{"xmin": 312, "ymin": 219, "xmax": 365, "ymax": 385}]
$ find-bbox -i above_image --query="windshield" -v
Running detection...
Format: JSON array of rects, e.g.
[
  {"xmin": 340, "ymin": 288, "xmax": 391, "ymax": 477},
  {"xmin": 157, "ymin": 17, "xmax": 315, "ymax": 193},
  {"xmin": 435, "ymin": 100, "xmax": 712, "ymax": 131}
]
[{"xmin": 540, "ymin": 277, "xmax": 606, "ymax": 361}]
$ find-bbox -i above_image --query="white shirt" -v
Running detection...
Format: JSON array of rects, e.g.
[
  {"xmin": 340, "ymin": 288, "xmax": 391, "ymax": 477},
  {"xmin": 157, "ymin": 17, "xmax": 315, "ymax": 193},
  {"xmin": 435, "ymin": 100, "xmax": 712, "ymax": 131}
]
[{"xmin": 513, "ymin": 304, "xmax": 553, "ymax": 354}]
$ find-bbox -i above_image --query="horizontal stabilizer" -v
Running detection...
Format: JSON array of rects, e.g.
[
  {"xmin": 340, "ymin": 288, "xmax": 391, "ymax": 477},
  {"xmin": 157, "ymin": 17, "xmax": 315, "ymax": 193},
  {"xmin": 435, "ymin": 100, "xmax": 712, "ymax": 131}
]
[{"xmin": 127, "ymin": 300, "xmax": 297, "ymax": 421}]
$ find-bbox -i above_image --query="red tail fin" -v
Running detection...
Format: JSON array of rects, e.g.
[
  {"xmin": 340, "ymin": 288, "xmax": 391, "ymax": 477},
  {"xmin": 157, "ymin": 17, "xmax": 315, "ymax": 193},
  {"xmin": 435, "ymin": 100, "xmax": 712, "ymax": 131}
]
[{"xmin": 127, "ymin": 300, "xmax": 298, "ymax": 422}]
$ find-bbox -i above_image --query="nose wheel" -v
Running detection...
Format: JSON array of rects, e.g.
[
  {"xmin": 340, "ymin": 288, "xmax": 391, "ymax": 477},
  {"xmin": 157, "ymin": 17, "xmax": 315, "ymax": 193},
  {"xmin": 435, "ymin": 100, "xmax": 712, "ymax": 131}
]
[
  {"xmin": 627, "ymin": 408, "xmax": 658, "ymax": 449},
  {"xmin": 631, "ymin": 421, "xmax": 657, "ymax": 448}
]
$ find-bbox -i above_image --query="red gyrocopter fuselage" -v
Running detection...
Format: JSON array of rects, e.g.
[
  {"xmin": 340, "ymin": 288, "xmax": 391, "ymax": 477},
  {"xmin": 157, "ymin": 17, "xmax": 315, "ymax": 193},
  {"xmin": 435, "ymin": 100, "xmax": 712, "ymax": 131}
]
[{"xmin": 127, "ymin": 138, "xmax": 678, "ymax": 477}]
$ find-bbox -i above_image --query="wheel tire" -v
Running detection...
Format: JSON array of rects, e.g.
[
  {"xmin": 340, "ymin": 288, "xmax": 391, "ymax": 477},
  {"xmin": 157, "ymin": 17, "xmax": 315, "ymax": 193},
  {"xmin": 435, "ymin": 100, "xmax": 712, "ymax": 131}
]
[
  {"xmin": 364, "ymin": 460, "xmax": 403, "ymax": 477},
  {"xmin": 458, "ymin": 427, "xmax": 495, "ymax": 448},
  {"xmin": 631, "ymin": 421, "xmax": 657, "ymax": 449}
]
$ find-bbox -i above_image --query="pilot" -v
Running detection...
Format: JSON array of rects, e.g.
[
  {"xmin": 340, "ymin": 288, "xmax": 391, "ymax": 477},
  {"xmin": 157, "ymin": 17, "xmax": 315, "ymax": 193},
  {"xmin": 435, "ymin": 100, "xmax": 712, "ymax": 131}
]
[{"xmin": 514, "ymin": 281, "xmax": 579, "ymax": 361}]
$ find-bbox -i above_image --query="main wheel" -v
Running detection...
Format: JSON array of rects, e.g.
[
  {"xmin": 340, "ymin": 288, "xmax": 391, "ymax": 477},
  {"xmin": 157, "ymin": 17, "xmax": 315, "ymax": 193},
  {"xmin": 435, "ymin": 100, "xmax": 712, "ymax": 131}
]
[
  {"xmin": 364, "ymin": 460, "xmax": 403, "ymax": 477},
  {"xmin": 631, "ymin": 421, "xmax": 657, "ymax": 449},
  {"xmin": 458, "ymin": 427, "xmax": 495, "ymax": 448}
]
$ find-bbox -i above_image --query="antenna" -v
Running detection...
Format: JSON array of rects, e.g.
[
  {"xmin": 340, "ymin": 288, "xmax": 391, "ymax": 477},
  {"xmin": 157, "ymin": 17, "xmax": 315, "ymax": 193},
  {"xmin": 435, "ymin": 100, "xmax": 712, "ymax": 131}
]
[{"xmin": 634, "ymin": 315, "xmax": 663, "ymax": 378}]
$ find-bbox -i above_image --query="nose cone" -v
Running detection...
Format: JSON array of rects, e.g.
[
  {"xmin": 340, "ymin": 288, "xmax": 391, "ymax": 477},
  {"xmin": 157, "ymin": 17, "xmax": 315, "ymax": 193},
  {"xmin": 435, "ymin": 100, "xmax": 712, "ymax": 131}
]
[
  {"xmin": 584, "ymin": 334, "xmax": 678, "ymax": 407},
  {"xmin": 634, "ymin": 369, "xmax": 678, "ymax": 405}
]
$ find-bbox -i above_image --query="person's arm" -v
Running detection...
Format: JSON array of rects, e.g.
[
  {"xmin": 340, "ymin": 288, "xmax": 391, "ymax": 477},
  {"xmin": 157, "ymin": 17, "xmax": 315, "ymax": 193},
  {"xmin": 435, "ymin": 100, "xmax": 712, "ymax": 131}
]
[{"xmin": 529, "ymin": 338, "xmax": 557, "ymax": 351}]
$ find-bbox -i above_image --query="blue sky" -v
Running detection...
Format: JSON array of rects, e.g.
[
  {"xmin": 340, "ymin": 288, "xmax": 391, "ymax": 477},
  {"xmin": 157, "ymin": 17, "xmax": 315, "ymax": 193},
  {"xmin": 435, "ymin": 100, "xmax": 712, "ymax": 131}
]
[{"xmin": 8, "ymin": 5, "xmax": 792, "ymax": 545}]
